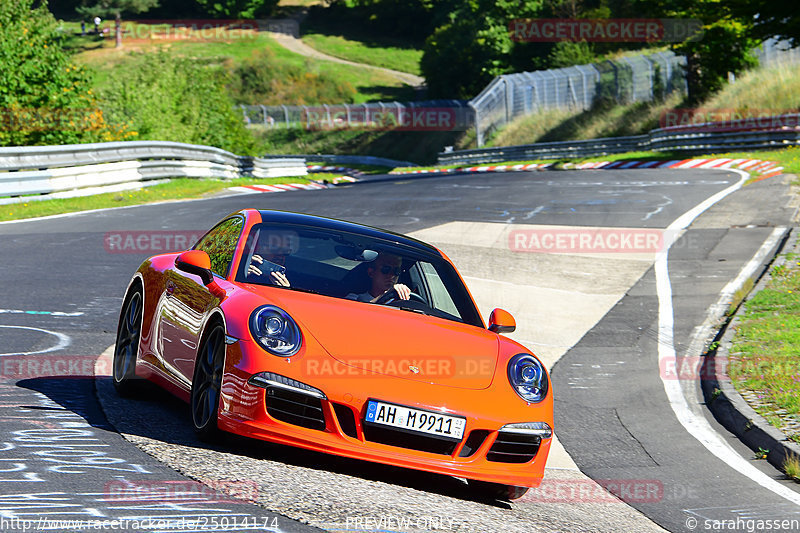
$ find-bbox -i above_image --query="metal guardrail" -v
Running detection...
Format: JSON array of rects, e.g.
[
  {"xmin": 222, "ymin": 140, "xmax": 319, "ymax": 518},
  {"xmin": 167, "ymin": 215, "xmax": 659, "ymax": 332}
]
[
  {"xmin": 241, "ymin": 101, "xmax": 473, "ymax": 131},
  {"xmin": 0, "ymin": 141, "xmax": 307, "ymax": 201},
  {"xmin": 294, "ymin": 154, "xmax": 416, "ymax": 168},
  {"xmin": 438, "ymin": 121, "xmax": 800, "ymax": 165}
]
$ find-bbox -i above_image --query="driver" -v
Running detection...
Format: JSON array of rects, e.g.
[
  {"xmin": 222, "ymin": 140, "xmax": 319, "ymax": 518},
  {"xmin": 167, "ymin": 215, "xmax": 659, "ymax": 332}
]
[{"xmin": 347, "ymin": 252, "xmax": 412, "ymax": 303}]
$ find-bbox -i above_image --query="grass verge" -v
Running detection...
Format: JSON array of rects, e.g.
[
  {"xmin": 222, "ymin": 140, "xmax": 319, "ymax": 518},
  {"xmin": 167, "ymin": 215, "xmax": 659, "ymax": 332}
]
[
  {"xmin": 300, "ymin": 33, "xmax": 422, "ymax": 76},
  {"xmin": 62, "ymin": 21, "xmax": 414, "ymax": 104},
  {"xmin": 727, "ymin": 244, "xmax": 800, "ymax": 444},
  {"xmin": 0, "ymin": 176, "xmax": 315, "ymax": 222}
]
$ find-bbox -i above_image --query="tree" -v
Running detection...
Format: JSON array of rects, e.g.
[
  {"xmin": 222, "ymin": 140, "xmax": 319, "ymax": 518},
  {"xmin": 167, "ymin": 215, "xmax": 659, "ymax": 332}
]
[
  {"xmin": 192, "ymin": 0, "xmax": 279, "ymax": 18},
  {"xmin": 78, "ymin": 0, "xmax": 158, "ymax": 48},
  {"xmin": 624, "ymin": 0, "xmax": 759, "ymax": 104},
  {"xmin": 727, "ymin": 0, "xmax": 800, "ymax": 46},
  {"xmin": 0, "ymin": 0, "xmax": 130, "ymax": 146},
  {"xmin": 421, "ymin": 0, "xmax": 546, "ymax": 99},
  {"xmin": 676, "ymin": 19, "xmax": 757, "ymax": 104}
]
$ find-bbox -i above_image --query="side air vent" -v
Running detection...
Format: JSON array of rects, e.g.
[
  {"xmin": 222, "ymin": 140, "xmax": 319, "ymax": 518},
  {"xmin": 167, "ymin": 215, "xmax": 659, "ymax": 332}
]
[
  {"xmin": 486, "ymin": 431, "xmax": 541, "ymax": 463},
  {"xmin": 332, "ymin": 403, "xmax": 358, "ymax": 439}
]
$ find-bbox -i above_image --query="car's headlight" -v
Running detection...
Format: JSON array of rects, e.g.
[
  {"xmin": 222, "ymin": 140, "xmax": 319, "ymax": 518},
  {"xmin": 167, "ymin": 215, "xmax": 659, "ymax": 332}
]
[
  {"xmin": 249, "ymin": 305, "xmax": 302, "ymax": 357},
  {"xmin": 507, "ymin": 353, "xmax": 548, "ymax": 403}
]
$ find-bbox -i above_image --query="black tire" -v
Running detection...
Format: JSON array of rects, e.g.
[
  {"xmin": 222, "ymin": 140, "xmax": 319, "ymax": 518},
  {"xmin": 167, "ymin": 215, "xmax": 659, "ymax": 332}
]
[
  {"xmin": 468, "ymin": 479, "xmax": 530, "ymax": 501},
  {"xmin": 113, "ymin": 287, "xmax": 143, "ymax": 397},
  {"xmin": 190, "ymin": 323, "xmax": 225, "ymax": 442}
]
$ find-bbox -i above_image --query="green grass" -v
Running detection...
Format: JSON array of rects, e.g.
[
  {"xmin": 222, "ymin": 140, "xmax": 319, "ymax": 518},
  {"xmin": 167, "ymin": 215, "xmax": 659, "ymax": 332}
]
[
  {"xmin": 728, "ymin": 250, "xmax": 800, "ymax": 429},
  {"xmin": 785, "ymin": 454, "xmax": 800, "ymax": 483},
  {"xmin": 486, "ymin": 92, "xmax": 685, "ymax": 148},
  {"xmin": 487, "ymin": 60, "xmax": 800, "ymax": 152},
  {"xmin": 704, "ymin": 63, "xmax": 800, "ymax": 113},
  {"xmin": 64, "ymin": 21, "xmax": 414, "ymax": 104},
  {"xmin": 0, "ymin": 176, "xmax": 315, "ymax": 222},
  {"xmin": 300, "ymin": 33, "xmax": 422, "ymax": 75}
]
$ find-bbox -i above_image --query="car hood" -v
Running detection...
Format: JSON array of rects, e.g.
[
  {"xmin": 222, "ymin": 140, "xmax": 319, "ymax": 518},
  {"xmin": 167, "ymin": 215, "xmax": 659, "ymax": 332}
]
[{"xmin": 257, "ymin": 288, "xmax": 499, "ymax": 390}]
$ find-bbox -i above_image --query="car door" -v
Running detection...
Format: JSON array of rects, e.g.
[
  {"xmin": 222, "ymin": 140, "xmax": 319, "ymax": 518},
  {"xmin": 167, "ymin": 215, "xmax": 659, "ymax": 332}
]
[{"xmin": 159, "ymin": 216, "xmax": 244, "ymax": 388}]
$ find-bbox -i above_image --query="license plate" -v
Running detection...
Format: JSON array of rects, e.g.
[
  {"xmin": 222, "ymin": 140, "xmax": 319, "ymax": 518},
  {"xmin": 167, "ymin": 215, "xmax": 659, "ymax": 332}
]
[{"xmin": 364, "ymin": 400, "xmax": 466, "ymax": 440}]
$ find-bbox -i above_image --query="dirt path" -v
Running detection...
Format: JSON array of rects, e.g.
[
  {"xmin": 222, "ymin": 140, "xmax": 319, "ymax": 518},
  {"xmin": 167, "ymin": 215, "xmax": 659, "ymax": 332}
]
[{"xmin": 265, "ymin": 10, "xmax": 425, "ymax": 88}]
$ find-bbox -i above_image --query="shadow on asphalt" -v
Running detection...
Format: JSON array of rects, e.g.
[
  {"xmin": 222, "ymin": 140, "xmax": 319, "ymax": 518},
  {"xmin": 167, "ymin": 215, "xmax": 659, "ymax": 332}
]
[{"xmin": 82, "ymin": 374, "xmax": 514, "ymax": 508}]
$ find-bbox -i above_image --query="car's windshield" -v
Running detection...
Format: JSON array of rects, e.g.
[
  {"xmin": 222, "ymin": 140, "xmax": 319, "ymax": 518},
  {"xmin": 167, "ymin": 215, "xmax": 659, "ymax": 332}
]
[{"xmin": 234, "ymin": 223, "xmax": 483, "ymax": 328}]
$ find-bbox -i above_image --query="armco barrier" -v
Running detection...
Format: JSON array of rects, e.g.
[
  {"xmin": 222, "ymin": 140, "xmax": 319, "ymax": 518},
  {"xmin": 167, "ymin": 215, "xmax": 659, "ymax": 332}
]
[
  {"xmin": 0, "ymin": 141, "xmax": 306, "ymax": 202},
  {"xmin": 438, "ymin": 119, "xmax": 800, "ymax": 165}
]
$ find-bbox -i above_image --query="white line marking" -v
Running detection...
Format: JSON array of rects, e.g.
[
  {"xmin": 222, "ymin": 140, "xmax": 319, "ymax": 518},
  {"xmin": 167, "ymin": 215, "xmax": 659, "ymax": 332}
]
[
  {"xmin": 0, "ymin": 325, "xmax": 71, "ymax": 356},
  {"xmin": 656, "ymin": 169, "xmax": 800, "ymax": 505},
  {"xmin": 0, "ymin": 309, "xmax": 84, "ymax": 317}
]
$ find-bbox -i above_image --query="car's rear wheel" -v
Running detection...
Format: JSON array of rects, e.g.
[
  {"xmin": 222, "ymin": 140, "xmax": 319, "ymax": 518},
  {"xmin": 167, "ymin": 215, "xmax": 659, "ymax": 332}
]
[
  {"xmin": 468, "ymin": 479, "xmax": 530, "ymax": 501},
  {"xmin": 191, "ymin": 323, "xmax": 225, "ymax": 441},
  {"xmin": 113, "ymin": 287, "xmax": 143, "ymax": 396}
]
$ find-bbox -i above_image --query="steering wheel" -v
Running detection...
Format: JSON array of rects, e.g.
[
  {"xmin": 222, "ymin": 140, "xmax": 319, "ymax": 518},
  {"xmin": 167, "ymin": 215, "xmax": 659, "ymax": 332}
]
[{"xmin": 375, "ymin": 288, "xmax": 426, "ymax": 305}]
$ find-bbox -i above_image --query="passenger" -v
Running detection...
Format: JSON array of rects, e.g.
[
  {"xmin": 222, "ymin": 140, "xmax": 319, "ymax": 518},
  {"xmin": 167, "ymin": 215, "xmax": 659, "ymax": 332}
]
[
  {"xmin": 247, "ymin": 237, "xmax": 291, "ymax": 287},
  {"xmin": 347, "ymin": 252, "xmax": 411, "ymax": 303}
]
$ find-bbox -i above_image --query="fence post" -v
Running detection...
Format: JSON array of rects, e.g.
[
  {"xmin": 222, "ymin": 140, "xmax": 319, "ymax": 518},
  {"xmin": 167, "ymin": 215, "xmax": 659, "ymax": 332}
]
[
  {"xmin": 503, "ymin": 77, "xmax": 512, "ymax": 126},
  {"xmin": 471, "ymin": 101, "xmax": 484, "ymax": 147}
]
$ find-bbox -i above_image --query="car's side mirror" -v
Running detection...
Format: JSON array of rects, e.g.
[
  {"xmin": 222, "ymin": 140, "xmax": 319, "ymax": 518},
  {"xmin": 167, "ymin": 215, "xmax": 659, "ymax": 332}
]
[
  {"xmin": 488, "ymin": 308, "xmax": 516, "ymax": 333},
  {"xmin": 176, "ymin": 250, "xmax": 214, "ymax": 286}
]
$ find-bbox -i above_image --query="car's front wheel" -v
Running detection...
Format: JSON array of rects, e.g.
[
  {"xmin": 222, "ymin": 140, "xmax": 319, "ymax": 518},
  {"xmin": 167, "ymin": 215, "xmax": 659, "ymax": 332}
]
[
  {"xmin": 113, "ymin": 287, "xmax": 143, "ymax": 396},
  {"xmin": 468, "ymin": 479, "xmax": 530, "ymax": 501},
  {"xmin": 191, "ymin": 323, "xmax": 225, "ymax": 441}
]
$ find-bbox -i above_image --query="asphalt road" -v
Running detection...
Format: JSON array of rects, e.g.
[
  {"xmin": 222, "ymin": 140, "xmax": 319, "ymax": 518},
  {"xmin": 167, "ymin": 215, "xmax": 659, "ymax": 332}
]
[{"xmin": 0, "ymin": 168, "xmax": 798, "ymax": 532}]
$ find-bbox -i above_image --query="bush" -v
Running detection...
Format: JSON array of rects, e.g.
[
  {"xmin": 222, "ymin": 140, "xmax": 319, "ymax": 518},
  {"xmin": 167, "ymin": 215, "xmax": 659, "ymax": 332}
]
[
  {"xmin": 228, "ymin": 48, "xmax": 357, "ymax": 105},
  {"xmin": 99, "ymin": 50, "xmax": 254, "ymax": 153},
  {"xmin": 0, "ymin": 0, "xmax": 130, "ymax": 146}
]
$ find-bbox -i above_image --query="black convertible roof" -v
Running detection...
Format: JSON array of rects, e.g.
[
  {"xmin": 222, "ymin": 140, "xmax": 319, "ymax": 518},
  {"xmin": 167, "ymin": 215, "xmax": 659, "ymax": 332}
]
[{"xmin": 256, "ymin": 209, "xmax": 440, "ymax": 256}]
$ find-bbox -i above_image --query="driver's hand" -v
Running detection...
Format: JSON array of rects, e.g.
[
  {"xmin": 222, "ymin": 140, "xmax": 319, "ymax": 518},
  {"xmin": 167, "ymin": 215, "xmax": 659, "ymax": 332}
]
[
  {"xmin": 393, "ymin": 283, "xmax": 411, "ymax": 300},
  {"xmin": 270, "ymin": 271, "xmax": 290, "ymax": 287},
  {"xmin": 247, "ymin": 254, "xmax": 264, "ymax": 276}
]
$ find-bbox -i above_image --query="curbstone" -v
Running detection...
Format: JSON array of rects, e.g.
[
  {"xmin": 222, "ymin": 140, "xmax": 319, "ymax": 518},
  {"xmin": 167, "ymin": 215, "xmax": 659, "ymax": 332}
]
[{"xmin": 702, "ymin": 227, "xmax": 800, "ymax": 476}]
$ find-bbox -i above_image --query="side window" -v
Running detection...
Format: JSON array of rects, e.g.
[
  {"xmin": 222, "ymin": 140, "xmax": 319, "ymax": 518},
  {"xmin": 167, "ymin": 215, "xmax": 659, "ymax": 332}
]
[
  {"xmin": 194, "ymin": 217, "xmax": 244, "ymax": 278},
  {"xmin": 417, "ymin": 261, "xmax": 460, "ymax": 317}
]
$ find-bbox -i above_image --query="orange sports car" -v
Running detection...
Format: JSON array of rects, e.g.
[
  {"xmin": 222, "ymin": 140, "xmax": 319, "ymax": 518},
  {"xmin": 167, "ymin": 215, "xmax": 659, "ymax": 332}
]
[{"xmin": 113, "ymin": 209, "xmax": 552, "ymax": 499}]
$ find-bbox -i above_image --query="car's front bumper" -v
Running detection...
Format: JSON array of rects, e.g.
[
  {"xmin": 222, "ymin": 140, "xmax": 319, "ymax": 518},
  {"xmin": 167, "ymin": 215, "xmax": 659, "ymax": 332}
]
[{"xmin": 218, "ymin": 340, "xmax": 553, "ymax": 488}]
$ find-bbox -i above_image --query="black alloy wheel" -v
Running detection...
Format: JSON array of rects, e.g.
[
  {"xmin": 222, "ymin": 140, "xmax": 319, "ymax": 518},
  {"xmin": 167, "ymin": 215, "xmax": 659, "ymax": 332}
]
[
  {"xmin": 191, "ymin": 323, "xmax": 226, "ymax": 441},
  {"xmin": 113, "ymin": 289, "xmax": 143, "ymax": 396}
]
